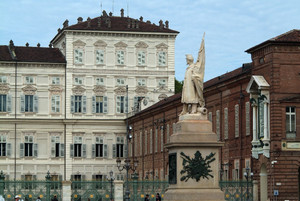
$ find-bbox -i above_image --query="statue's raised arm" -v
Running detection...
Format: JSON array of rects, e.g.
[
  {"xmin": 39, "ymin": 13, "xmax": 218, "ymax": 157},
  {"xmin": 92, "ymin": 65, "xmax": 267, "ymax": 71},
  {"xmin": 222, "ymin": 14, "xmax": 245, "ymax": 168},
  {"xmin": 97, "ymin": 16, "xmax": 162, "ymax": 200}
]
[{"xmin": 180, "ymin": 33, "xmax": 206, "ymax": 116}]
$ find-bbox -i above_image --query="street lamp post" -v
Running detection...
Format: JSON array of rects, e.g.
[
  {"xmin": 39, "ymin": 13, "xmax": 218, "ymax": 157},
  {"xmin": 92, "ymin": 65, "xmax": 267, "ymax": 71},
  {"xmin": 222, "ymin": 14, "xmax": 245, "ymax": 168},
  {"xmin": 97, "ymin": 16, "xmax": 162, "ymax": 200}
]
[
  {"xmin": 116, "ymin": 158, "xmax": 138, "ymax": 201},
  {"xmin": 116, "ymin": 85, "xmax": 138, "ymax": 201},
  {"xmin": 243, "ymin": 167, "xmax": 253, "ymax": 201},
  {"xmin": 107, "ymin": 171, "xmax": 115, "ymax": 201}
]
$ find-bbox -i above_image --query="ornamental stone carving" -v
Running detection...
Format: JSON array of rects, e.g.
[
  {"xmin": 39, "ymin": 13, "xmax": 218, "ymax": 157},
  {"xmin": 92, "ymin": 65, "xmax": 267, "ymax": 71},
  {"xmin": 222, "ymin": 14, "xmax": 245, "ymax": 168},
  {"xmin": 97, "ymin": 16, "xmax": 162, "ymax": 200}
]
[
  {"xmin": 73, "ymin": 40, "xmax": 86, "ymax": 46},
  {"xmin": 135, "ymin": 86, "xmax": 148, "ymax": 95},
  {"xmin": 49, "ymin": 86, "xmax": 63, "ymax": 95},
  {"xmin": 72, "ymin": 85, "xmax": 86, "ymax": 95},
  {"xmin": 93, "ymin": 85, "xmax": 106, "ymax": 95},
  {"xmin": 135, "ymin": 41, "xmax": 148, "ymax": 48},
  {"xmin": 22, "ymin": 85, "xmax": 37, "ymax": 95},
  {"xmin": 156, "ymin": 43, "xmax": 168, "ymax": 50},
  {"xmin": 114, "ymin": 41, "xmax": 128, "ymax": 48},
  {"xmin": 0, "ymin": 84, "xmax": 10, "ymax": 94},
  {"xmin": 158, "ymin": 93, "xmax": 168, "ymax": 100},
  {"xmin": 114, "ymin": 86, "xmax": 126, "ymax": 95},
  {"xmin": 94, "ymin": 40, "xmax": 107, "ymax": 47}
]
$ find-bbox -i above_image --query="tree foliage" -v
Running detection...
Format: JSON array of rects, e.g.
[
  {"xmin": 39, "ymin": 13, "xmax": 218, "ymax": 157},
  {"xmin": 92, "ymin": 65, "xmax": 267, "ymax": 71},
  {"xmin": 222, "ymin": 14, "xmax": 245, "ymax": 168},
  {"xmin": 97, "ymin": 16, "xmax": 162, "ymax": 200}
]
[{"xmin": 175, "ymin": 78, "xmax": 183, "ymax": 94}]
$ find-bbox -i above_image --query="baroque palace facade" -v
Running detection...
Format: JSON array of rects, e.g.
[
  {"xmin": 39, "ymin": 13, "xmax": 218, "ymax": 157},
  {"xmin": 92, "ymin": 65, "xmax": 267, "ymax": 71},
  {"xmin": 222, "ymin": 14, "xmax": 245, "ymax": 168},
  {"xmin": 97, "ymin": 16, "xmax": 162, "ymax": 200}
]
[
  {"xmin": 128, "ymin": 30, "xmax": 300, "ymax": 201},
  {"xmin": 0, "ymin": 9, "xmax": 178, "ymax": 181}
]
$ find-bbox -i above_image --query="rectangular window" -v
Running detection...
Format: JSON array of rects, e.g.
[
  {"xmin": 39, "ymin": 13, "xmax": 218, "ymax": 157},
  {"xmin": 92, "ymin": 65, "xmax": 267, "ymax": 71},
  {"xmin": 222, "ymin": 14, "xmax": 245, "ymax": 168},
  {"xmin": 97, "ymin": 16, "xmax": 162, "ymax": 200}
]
[
  {"xmin": 137, "ymin": 51, "xmax": 146, "ymax": 66},
  {"xmin": 258, "ymin": 98, "xmax": 264, "ymax": 138},
  {"xmin": 75, "ymin": 95, "xmax": 82, "ymax": 113},
  {"xmin": 158, "ymin": 51, "xmax": 166, "ymax": 66},
  {"xmin": 224, "ymin": 107, "xmax": 228, "ymax": 140},
  {"xmin": 235, "ymin": 104, "xmax": 239, "ymax": 138},
  {"xmin": 137, "ymin": 78, "xmax": 146, "ymax": 86},
  {"xmin": 150, "ymin": 129, "xmax": 153, "ymax": 154},
  {"xmin": 73, "ymin": 174, "xmax": 81, "ymax": 189},
  {"xmin": 216, "ymin": 110, "xmax": 220, "ymax": 141},
  {"xmin": 116, "ymin": 96, "xmax": 127, "ymax": 114},
  {"xmin": 94, "ymin": 174, "xmax": 103, "ymax": 189},
  {"xmin": 95, "ymin": 137, "xmax": 104, "ymax": 157},
  {"xmin": 25, "ymin": 95, "xmax": 34, "ymax": 112},
  {"xmin": 117, "ymin": 50, "xmax": 125, "ymax": 65},
  {"xmin": 96, "ymin": 50, "xmax": 104, "ymax": 64},
  {"xmin": 96, "ymin": 77, "xmax": 104, "ymax": 85},
  {"xmin": 25, "ymin": 76, "xmax": 34, "ymax": 84},
  {"xmin": 0, "ymin": 136, "xmax": 6, "ymax": 156},
  {"xmin": 0, "ymin": 95, "xmax": 7, "ymax": 112},
  {"xmin": 116, "ymin": 78, "xmax": 125, "ymax": 86},
  {"xmin": 25, "ymin": 175, "xmax": 33, "ymax": 189},
  {"xmin": 246, "ymin": 102, "xmax": 250, "ymax": 136},
  {"xmin": 145, "ymin": 131, "xmax": 148, "ymax": 155},
  {"xmin": 74, "ymin": 49, "xmax": 83, "ymax": 64},
  {"xmin": 74, "ymin": 136, "xmax": 82, "ymax": 157},
  {"xmin": 286, "ymin": 106, "xmax": 296, "ymax": 138},
  {"xmin": 158, "ymin": 79, "xmax": 167, "ymax": 87},
  {"xmin": 25, "ymin": 136, "xmax": 33, "ymax": 157},
  {"xmin": 50, "ymin": 175, "xmax": 61, "ymax": 189},
  {"xmin": 51, "ymin": 136, "xmax": 63, "ymax": 157},
  {"xmin": 52, "ymin": 77, "xmax": 60, "ymax": 85},
  {"xmin": 95, "ymin": 96, "xmax": 104, "ymax": 113},
  {"xmin": 51, "ymin": 95, "xmax": 60, "ymax": 113},
  {"xmin": 116, "ymin": 137, "xmax": 124, "ymax": 157},
  {"xmin": 74, "ymin": 77, "xmax": 83, "ymax": 85},
  {"xmin": 0, "ymin": 76, "xmax": 7, "ymax": 83}
]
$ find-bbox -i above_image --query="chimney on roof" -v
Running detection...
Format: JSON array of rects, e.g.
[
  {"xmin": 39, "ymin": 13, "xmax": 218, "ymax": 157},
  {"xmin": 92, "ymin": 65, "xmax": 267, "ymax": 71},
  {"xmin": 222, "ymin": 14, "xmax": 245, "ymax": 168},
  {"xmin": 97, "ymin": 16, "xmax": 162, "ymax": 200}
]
[
  {"xmin": 165, "ymin": 20, "xmax": 169, "ymax": 29},
  {"xmin": 109, "ymin": 12, "xmax": 112, "ymax": 17},
  {"xmin": 37, "ymin": 43, "xmax": 40, "ymax": 47},
  {"xmin": 63, "ymin": 20, "xmax": 69, "ymax": 28},
  {"xmin": 120, "ymin": 9, "xmax": 124, "ymax": 17},
  {"xmin": 136, "ymin": 20, "xmax": 139, "ymax": 29},
  {"xmin": 87, "ymin": 17, "xmax": 91, "ymax": 27},
  {"xmin": 102, "ymin": 10, "xmax": 108, "ymax": 17},
  {"xmin": 26, "ymin": 42, "xmax": 29, "ymax": 47},
  {"xmin": 58, "ymin": 28, "xmax": 61, "ymax": 33},
  {"xmin": 139, "ymin": 16, "xmax": 143, "ymax": 22},
  {"xmin": 97, "ymin": 18, "xmax": 101, "ymax": 27},
  {"xmin": 77, "ymin": 17, "xmax": 83, "ymax": 23},
  {"xmin": 9, "ymin": 40, "xmax": 15, "ymax": 51},
  {"xmin": 146, "ymin": 20, "xmax": 151, "ymax": 24},
  {"xmin": 159, "ymin": 20, "xmax": 164, "ymax": 29},
  {"xmin": 49, "ymin": 43, "xmax": 53, "ymax": 48}
]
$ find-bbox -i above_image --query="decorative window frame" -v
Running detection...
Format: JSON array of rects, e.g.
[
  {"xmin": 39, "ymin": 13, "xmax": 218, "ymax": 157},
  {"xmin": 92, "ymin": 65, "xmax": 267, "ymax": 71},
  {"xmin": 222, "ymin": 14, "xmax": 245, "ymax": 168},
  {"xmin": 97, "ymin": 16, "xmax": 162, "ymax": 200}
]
[
  {"xmin": 135, "ymin": 42, "xmax": 148, "ymax": 67},
  {"xmin": 94, "ymin": 40, "xmax": 107, "ymax": 66},
  {"xmin": 156, "ymin": 43, "xmax": 168, "ymax": 67},
  {"xmin": 114, "ymin": 41, "xmax": 127, "ymax": 66},
  {"xmin": 73, "ymin": 40, "xmax": 86, "ymax": 65},
  {"xmin": 0, "ymin": 75, "xmax": 8, "ymax": 84}
]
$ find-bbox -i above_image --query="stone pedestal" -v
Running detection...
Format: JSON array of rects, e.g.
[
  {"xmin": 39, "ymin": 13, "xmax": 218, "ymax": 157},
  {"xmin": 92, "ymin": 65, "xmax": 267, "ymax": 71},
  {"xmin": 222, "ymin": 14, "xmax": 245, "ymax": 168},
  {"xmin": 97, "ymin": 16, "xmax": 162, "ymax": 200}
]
[{"xmin": 164, "ymin": 114, "xmax": 225, "ymax": 201}]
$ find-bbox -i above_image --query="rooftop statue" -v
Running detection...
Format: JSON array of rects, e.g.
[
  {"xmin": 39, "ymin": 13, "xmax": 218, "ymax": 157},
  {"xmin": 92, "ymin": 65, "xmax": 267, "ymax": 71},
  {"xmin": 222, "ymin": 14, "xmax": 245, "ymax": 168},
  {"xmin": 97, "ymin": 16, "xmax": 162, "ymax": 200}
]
[{"xmin": 180, "ymin": 33, "xmax": 206, "ymax": 115}]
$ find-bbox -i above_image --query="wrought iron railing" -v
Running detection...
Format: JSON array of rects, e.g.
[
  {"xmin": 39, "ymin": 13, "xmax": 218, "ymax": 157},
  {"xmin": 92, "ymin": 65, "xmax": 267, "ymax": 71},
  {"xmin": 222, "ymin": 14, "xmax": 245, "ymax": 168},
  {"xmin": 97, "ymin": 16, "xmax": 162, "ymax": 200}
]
[
  {"xmin": 71, "ymin": 180, "xmax": 113, "ymax": 201},
  {"xmin": 124, "ymin": 179, "xmax": 169, "ymax": 201},
  {"xmin": 219, "ymin": 180, "xmax": 253, "ymax": 201}
]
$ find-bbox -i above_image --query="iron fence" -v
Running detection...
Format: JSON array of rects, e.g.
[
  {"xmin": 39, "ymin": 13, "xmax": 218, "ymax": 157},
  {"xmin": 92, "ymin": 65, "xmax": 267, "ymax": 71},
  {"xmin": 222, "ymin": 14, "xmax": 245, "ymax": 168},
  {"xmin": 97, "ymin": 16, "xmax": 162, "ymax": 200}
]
[{"xmin": 219, "ymin": 180, "xmax": 253, "ymax": 201}]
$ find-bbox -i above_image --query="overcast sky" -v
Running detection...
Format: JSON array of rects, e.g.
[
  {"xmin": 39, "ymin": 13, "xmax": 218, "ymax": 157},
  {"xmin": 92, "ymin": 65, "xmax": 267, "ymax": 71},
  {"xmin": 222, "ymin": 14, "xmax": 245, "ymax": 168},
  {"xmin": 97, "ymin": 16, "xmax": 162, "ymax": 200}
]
[{"xmin": 1, "ymin": 0, "xmax": 300, "ymax": 81}]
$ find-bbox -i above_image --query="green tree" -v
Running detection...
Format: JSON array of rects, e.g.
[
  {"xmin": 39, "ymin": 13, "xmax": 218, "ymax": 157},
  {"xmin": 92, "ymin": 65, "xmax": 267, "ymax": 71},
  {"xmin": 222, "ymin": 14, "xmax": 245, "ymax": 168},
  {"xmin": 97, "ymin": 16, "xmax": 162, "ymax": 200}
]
[{"xmin": 175, "ymin": 78, "xmax": 183, "ymax": 94}]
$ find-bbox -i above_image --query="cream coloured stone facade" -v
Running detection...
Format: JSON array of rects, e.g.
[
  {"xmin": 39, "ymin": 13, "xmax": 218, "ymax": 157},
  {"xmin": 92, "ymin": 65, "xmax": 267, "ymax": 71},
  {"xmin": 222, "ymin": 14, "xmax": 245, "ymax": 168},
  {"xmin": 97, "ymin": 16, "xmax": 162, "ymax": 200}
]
[{"xmin": 0, "ymin": 11, "xmax": 178, "ymax": 181}]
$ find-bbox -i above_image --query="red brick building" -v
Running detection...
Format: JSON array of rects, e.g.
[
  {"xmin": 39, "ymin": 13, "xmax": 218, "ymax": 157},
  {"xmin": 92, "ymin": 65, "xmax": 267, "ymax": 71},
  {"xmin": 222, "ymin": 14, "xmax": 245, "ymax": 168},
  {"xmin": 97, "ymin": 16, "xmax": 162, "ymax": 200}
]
[{"xmin": 128, "ymin": 29, "xmax": 300, "ymax": 201}]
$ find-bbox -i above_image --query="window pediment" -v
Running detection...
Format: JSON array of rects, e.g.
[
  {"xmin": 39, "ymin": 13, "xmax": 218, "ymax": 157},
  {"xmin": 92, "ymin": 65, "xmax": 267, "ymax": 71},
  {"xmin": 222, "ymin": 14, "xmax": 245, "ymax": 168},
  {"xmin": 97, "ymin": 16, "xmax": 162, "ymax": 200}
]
[
  {"xmin": 114, "ymin": 86, "xmax": 126, "ymax": 95},
  {"xmin": 135, "ymin": 86, "xmax": 148, "ymax": 95},
  {"xmin": 73, "ymin": 40, "xmax": 86, "ymax": 46},
  {"xmin": 49, "ymin": 86, "xmax": 63, "ymax": 95},
  {"xmin": 72, "ymin": 86, "xmax": 86, "ymax": 95},
  {"xmin": 0, "ymin": 84, "xmax": 10, "ymax": 94},
  {"xmin": 135, "ymin": 41, "xmax": 148, "ymax": 48},
  {"xmin": 93, "ymin": 85, "xmax": 106, "ymax": 96},
  {"xmin": 156, "ymin": 43, "xmax": 168, "ymax": 50},
  {"xmin": 114, "ymin": 41, "xmax": 127, "ymax": 48},
  {"xmin": 22, "ymin": 85, "xmax": 37, "ymax": 95},
  {"xmin": 94, "ymin": 40, "xmax": 107, "ymax": 47}
]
